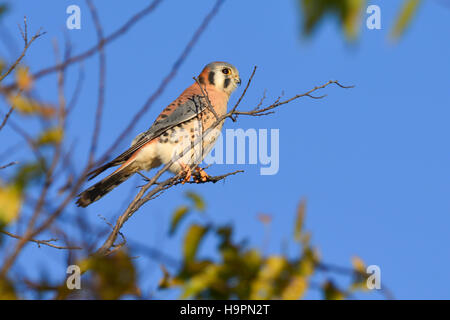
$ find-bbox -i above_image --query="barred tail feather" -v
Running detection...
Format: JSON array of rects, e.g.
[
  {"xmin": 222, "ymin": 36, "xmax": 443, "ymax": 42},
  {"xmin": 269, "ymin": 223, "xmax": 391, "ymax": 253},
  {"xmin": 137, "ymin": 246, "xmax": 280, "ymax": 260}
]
[{"xmin": 76, "ymin": 165, "xmax": 135, "ymax": 207}]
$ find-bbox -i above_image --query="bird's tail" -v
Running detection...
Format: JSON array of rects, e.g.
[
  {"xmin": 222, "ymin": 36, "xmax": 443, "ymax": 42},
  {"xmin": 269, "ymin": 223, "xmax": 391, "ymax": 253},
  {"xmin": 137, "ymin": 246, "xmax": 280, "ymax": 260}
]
[{"xmin": 76, "ymin": 163, "xmax": 136, "ymax": 207}]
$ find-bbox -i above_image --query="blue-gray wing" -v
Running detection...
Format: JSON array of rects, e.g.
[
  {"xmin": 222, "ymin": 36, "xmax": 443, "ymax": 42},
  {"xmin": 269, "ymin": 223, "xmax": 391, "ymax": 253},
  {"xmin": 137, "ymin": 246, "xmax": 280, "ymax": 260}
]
[{"xmin": 86, "ymin": 96, "xmax": 207, "ymax": 180}]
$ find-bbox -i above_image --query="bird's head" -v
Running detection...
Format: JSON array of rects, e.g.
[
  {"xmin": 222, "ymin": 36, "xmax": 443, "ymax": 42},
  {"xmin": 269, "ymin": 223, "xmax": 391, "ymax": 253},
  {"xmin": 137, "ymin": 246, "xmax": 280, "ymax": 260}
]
[{"xmin": 198, "ymin": 61, "xmax": 241, "ymax": 95}]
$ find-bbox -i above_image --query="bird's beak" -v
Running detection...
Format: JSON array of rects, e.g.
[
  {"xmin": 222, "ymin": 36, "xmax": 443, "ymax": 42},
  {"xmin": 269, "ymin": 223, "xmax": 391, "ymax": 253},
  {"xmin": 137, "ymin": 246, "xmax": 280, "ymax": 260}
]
[{"xmin": 236, "ymin": 78, "xmax": 242, "ymax": 86}]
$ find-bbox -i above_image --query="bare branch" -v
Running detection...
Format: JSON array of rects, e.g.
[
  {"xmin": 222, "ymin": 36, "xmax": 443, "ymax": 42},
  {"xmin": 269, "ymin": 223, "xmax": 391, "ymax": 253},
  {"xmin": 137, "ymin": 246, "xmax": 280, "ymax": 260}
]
[
  {"xmin": 0, "ymin": 106, "xmax": 13, "ymax": 132},
  {"xmin": 0, "ymin": 161, "xmax": 18, "ymax": 170},
  {"xmin": 26, "ymin": 0, "xmax": 163, "ymax": 83},
  {"xmin": 86, "ymin": 0, "xmax": 107, "ymax": 165},
  {"xmin": 96, "ymin": 0, "xmax": 226, "ymax": 166},
  {"xmin": 94, "ymin": 70, "xmax": 353, "ymax": 256},
  {"xmin": 0, "ymin": 18, "xmax": 45, "ymax": 83},
  {"xmin": 0, "ymin": 230, "xmax": 81, "ymax": 250}
]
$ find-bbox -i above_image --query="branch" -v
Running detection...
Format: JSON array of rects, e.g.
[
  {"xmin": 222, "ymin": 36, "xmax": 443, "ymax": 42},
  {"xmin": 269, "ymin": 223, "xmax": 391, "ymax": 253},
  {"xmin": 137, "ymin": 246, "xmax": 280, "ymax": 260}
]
[
  {"xmin": 86, "ymin": 0, "xmax": 107, "ymax": 165},
  {"xmin": 95, "ymin": 0, "xmax": 226, "ymax": 166},
  {"xmin": 0, "ymin": 106, "xmax": 13, "ymax": 132},
  {"xmin": 96, "ymin": 169, "xmax": 243, "ymax": 255},
  {"xmin": 0, "ymin": 17, "xmax": 45, "ymax": 83},
  {"xmin": 95, "ymin": 67, "xmax": 353, "ymax": 255},
  {"xmin": 26, "ymin": 0, "xmax": 163, "ymax": 83},
  {"xmin": 0, "ymin": 230, "xmax": 81, "ymax": 250},
  {"xmin": 0, "ymin": 161, "xmax": 18, "ymax": 170}
]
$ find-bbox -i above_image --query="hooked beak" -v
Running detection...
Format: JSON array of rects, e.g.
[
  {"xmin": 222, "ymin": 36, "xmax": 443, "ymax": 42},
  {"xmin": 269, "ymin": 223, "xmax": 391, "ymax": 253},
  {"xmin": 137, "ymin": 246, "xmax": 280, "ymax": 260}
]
[{"xmin": 236, "ymin": 78, "xmax": 242, "ymax": 86}]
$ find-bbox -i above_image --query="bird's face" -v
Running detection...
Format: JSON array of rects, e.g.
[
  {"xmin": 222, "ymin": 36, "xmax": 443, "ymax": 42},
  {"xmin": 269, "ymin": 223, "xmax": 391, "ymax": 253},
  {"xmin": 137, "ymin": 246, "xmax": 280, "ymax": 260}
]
[{"xmin": 200, "ymin": 62, "xmax": 241, "ymax": 95}]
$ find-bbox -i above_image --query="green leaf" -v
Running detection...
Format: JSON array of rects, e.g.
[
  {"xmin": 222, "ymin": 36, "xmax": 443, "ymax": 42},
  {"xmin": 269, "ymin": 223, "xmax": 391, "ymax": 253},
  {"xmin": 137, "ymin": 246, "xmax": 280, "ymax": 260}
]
[
  {"xmin": 83, "ymin": 250, "xmax": 139, "ymax": 299},
  {"xmin": 169, "ymin": 205, "xmax": 190, "ymax": 235},
  {"xmin": 183, "ymin": 224, "xmax": 208, "ymax": 263},
  {"xmin": 323, "ymin": 280, "xmax": 345, "ymax": 300},
  {"xmin": 299, "ymin": 0, "xmax": 365, "ymax": 41},
  {"xmin": 14, "ymin": 161, "xmax": 46, "ymax": 190},
  {"xmin": 185, "ymin": 191, "xmax": 205, "ymax": 212},
  {"xmin": 343, "ymin": 0, "xmax": 364, "ymax": 40},
  {"xmin": 0, "ymin": 278, "xmax": 17, "ymax": 300},
  {"xmin": 390, "ymin": 0, "xmax": 421, "ymax": 41}
]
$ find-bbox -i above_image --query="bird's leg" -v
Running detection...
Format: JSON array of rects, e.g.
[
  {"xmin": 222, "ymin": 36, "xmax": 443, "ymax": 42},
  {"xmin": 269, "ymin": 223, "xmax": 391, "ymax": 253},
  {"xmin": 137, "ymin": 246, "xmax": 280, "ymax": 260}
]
[
  {"xmin": 193, "ymin": 166, "xmax": 209, "ymax": 183},
  {"xmin": 179, "ymin": 162, "xmax": 192, "ymax": 184}
]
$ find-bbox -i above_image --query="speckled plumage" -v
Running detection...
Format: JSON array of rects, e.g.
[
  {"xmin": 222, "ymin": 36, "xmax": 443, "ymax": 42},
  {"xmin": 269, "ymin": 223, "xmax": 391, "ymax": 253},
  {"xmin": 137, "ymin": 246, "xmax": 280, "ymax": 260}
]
[{"xmin": 76, "ymin": 62, "xmax": 241, "ymax": 207}]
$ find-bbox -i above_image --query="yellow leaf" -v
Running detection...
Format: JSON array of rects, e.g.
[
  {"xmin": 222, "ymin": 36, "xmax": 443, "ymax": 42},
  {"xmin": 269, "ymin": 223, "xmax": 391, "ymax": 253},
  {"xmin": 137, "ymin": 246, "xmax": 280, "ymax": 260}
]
[
  {"xmin": 183, "ymin": 224, "xmax": 208, "ymax": 262},
  {"xmin": 169, "ymin": 205, "xmax": 189, "ymax": 235},
  {"xmin": 250, "ymin": 256, "xmax": 287, "ymax": 299},
  {"xmin": 181, "ymin": 264, "xmax": 221, "ymax": 298},
  {"xmin": 343, "ymin": 0, "xmax": 365, "ymax": 40},
  {"xmin": 7, "ymin": 94, "xmax": 56, "ymax": 118},
  {"xmin": 351, "ymin": 256, "xmax": 366, "ymax": 274},
  {"xmin": 36, "ymin": 127, "xmax": 64, "ymax": 145},
  {"xmin": 351, "ymin": 256, "xmax": 369, "ymax": 292},
  {"xmin": 281, "ymin": 276, "xmax": 307, "ymax": 300},
  {"xmin": 390, "ymin": 0, "xmax": 421, "ymax": 41},
  {"xmin": 0, "ymin": 184, "xmax": 22, "ymax": 225},
  {"xmin": 185, "ymin": 191, "xmax": 205, "ymax": 212},
  {"xmin": 298, "ymin": 247, "xmax": 320, "ymax": 277},
  {"xmin": 15, "ymin": 66, "xmax": 33, "ymax": 91}
]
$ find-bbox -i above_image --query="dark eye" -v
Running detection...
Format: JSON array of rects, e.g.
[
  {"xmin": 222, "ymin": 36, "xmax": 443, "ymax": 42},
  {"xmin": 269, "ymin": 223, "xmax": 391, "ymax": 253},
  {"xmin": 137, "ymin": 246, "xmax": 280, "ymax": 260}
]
[{"xmin": 222, "ymin": 68, "xmax": 230, "ymax": 75}]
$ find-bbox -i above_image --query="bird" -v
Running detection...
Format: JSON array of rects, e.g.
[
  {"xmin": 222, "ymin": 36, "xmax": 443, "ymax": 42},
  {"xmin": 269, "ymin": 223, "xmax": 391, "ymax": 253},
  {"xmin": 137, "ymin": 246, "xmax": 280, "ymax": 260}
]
[{"xmin": 76, "ymin": 61, "xmax": 241, "ymax": 207}]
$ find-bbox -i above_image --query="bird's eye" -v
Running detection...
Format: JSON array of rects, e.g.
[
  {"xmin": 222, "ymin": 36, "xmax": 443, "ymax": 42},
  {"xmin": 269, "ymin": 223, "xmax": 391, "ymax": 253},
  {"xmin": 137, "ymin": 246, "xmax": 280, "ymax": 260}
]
[{"xmin": 222, "ymin": 68, "xmax": 230, "ymax": 75}]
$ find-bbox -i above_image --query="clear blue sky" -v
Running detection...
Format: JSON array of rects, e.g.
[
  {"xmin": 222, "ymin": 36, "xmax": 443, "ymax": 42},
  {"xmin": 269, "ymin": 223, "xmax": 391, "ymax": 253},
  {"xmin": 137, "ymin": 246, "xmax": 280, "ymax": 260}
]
[{"xmin": 1, "ymin": 0, "xmax": 449, "ymax": 299}]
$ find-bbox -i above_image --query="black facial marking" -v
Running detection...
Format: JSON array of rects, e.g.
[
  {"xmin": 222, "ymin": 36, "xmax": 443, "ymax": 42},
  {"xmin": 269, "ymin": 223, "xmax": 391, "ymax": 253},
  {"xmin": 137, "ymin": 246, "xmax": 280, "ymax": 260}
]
[
  {"xmin": 224, "ymin": 78, "xmax": 230, "ymax": 89},
  {"xmin": 199, "ymin": 76, "xmax": 205, "ymax": 85},
  {"xmin": 208, "ymin": 71, "xmax": 215, "ymax": 85}
]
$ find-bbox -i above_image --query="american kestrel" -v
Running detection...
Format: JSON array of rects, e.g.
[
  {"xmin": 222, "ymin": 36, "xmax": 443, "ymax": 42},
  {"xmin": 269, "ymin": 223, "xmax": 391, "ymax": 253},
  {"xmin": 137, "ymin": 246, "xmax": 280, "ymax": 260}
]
[{"xmin": 76, "ymin": 62, "xmax": 241, "ymax": 207}]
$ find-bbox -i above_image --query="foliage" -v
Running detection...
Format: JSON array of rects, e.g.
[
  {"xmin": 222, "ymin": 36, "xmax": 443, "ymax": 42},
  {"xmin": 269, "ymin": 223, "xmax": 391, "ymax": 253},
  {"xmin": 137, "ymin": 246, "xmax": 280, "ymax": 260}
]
[
  {"xmin": 159, "ymin": 193, "xmax": 375, "ymax": 300},
  {"xmin": 299, "ymin": 0, "xmax": 422, "ymax": 42}
]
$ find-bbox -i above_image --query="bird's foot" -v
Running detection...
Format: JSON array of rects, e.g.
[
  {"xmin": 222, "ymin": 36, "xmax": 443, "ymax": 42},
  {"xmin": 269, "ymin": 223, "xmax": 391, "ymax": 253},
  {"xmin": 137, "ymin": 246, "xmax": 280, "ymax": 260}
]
[
  {"xmin": 179, "ymin": 163, "xmax": 192, "ymax": 184},
  {"xmin": 193, "ymin": 167, "xmax": 209, "ymax": 183}
]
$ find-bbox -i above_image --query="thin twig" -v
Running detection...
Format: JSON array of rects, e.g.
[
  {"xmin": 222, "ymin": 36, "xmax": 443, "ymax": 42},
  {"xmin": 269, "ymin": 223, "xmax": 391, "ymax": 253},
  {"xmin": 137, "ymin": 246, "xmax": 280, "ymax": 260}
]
[
  {"xmin": 96, "ymin": 0, "xmax": 225, "ymax": 166},
  {"xmin": 95, "ymin": 73, "xmax": 353, "ymax": 255},
  {"xmin": 0, "ymin": 106, "xmax": 13, "ymax": 131},
  {"xmin": 0, "ymin": 161, "xmax": 18, "ymax": 170},
  {"xmin": 25, "ymin": 0, "xmax": 163, "ymax": 83},
  {"xmin": 0, "ymin": 19, "xmax": 45, "ymax": 82},
  {"xmin": 86, "ymin": 0, "xmax": 106, "ymax": 165},
  {"xmin": 0, "ymin": 230, "xmax": 82, "ymax": 250}
]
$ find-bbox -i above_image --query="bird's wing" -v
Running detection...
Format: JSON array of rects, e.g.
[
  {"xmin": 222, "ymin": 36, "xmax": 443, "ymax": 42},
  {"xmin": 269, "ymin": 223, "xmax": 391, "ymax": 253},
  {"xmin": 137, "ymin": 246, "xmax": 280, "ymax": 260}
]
[{"xmin": 86, "ymin": 95, "xmax": 207, "ymax": 180}]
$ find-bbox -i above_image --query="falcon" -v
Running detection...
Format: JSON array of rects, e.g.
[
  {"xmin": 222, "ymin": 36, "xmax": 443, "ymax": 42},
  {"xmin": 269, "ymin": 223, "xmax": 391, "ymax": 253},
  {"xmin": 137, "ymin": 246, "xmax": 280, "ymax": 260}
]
[{"xmin": 76, "ymin": 62, "xmax": 241, "ymax": 207}]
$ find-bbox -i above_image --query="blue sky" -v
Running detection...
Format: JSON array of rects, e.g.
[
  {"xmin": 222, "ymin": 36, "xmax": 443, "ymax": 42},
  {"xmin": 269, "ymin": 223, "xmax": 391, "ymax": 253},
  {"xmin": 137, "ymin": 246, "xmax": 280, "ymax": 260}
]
[{"xmin": 1, "ymin": 0, "xmax": 449, "ymax": 299}]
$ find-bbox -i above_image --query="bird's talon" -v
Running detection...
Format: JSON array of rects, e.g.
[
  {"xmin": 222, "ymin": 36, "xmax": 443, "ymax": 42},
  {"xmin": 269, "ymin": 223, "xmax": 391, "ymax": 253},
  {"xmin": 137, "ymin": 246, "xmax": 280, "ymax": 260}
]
[{"xmin": 194, "ymin": 167, "xmax": 209, "ymax": 183}]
